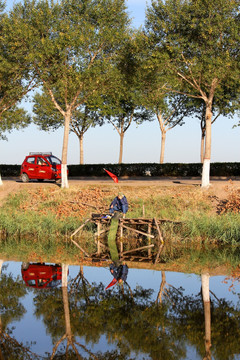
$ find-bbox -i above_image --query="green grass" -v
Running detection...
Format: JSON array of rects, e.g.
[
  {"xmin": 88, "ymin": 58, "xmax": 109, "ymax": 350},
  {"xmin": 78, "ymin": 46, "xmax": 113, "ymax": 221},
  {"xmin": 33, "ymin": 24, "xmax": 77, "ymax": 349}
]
[
  {"xmin": 0, "ymin": 187, "xmax": 240, "ymax": 270},
  {"xmin": 182, "ymin": 212, "xmax": 240, "ymax": 244}
]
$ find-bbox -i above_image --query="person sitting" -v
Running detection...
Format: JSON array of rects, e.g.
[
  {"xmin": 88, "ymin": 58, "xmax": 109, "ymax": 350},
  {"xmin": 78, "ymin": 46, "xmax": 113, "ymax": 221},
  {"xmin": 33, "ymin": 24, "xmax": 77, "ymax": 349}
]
[
  {"xmin": 109, "ymin": 192, "xmax": 128, "ymax": 215},
  {"xmin": 109, "ymin": 262, "xmax": 128, "ymax": 284}
]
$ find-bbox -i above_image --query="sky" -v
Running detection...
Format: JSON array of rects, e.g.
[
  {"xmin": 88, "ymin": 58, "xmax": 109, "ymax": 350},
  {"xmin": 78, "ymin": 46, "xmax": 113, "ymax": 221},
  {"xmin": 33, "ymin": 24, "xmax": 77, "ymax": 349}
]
[{"xmin": 1, "ymin": 0, "xmax": 239, "ymax": 165}]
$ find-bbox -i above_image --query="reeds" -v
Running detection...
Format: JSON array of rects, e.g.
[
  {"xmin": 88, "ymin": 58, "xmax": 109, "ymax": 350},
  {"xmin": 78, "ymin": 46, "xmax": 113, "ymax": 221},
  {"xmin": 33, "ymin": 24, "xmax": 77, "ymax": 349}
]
[{"xmin": 183, "ymin": 213, "xmax": 240, "ymax": 244}]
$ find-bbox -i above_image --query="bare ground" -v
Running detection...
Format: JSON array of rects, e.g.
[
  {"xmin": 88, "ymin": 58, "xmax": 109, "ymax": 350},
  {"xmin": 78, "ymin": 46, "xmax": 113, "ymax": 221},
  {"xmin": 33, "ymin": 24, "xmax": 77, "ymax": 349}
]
[{"xmin": 0, "ymin": 176, "xmax": 240, "ymax": 206}]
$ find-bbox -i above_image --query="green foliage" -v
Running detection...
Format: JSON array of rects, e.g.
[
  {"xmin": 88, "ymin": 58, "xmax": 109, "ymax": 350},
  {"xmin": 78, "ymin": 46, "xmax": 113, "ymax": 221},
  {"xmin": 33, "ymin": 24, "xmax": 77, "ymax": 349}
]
[
  {"xmin": 10, "ymin": 0, "xmax": 131, "ymax": 172},
  {"xmin": 145, "ymin": 0, "xmax": 240, "ymax": 93},
  {"xmin": 0, "ymin": 4, "xmax": 35, "ymax": 119}
]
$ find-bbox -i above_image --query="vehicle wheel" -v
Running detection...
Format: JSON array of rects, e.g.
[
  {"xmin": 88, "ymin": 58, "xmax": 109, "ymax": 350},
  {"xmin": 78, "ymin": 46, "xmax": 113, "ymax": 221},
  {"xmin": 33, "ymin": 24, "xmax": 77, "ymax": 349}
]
[
  {"xmin": 22, "ymin": 262, "xmax": 30, "ymax": 270},
  {"xmin": 21, "ymin": 173, "xmax": 29, "ymax": 183}
]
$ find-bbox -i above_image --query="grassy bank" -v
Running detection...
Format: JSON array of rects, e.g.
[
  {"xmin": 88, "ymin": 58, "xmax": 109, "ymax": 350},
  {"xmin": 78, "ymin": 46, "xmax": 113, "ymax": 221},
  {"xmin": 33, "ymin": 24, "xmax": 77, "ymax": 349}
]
[{"xmin": 0, "ymin": 184, "xmax": 239, "ymax": 267}]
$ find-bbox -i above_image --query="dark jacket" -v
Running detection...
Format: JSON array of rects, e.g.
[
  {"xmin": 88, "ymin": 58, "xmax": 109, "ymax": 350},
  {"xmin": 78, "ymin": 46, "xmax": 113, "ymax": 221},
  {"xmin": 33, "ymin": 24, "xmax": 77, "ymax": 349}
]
[
  {"xmin": 110, "ymin": 263, "xmax": 128, "ymax": 282},
  {"xmin": 110, "ymin": 196, "xmax": 128, "ymax": 214}
]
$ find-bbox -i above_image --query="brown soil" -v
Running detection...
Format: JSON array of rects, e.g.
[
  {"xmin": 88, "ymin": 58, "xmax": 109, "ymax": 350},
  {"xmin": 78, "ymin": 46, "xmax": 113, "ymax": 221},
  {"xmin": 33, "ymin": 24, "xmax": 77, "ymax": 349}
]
[
  {"xmin": 0, "ymin": 177, "xmax": 239, "ymax": 199},
  {"xmin": 1, "ymin": 176, "xmax": 240, "ymax": 211}
]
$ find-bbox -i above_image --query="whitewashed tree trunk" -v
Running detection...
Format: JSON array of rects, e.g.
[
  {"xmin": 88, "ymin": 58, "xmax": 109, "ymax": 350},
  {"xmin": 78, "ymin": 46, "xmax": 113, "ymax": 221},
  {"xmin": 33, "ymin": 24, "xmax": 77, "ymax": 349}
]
[
  {"xmin": 201, "ymin": 272, "xmax": 212, "ymax": 360},
  {"xmin": 61, "ymin": 263, "xmax": 69, "ymax": 287},
  {"xmin": 202, "ymin": 159, "xmax": 210, "ymax": 188},
  {"xmin": 0, "ymin": 174, "xmax": 2, "ymax": 186},
  {"xmin": 61, "ymin": 111, "xmax": 71, "ymax": 189},
  {"xmin": 0, "ymin": 260, "xmax": 4, "ymax": 275},
  {"xmin": 201, "ymin": 106, "xmax": 212, "ymax": 188}
]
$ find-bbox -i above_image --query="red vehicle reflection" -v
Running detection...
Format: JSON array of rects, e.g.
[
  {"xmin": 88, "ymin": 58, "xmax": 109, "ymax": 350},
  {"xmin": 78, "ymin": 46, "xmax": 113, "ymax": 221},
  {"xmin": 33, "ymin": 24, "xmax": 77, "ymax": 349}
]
[{"xmin": 21, "ymin": 262, "xmax": 63, "ymax": 289}]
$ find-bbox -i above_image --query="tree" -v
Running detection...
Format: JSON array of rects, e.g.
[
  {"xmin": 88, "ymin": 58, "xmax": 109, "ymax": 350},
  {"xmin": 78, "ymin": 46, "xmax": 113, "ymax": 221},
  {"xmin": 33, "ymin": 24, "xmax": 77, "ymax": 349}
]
[
  {"xmin": 141, "ymin": 84, "xmax": 189, "ymax": 164},
  {"xmin": 104, "ymin": 99, "xmax": 153, "ymax": 164},
  {"xmin": 33, "ymin": 91, "xmax": 101, "ymax": 164},
  {"xmin": 12, "ymin": 0, "xmax": 130, "ymax": 188},
  {"xmin": 0, "ymin": 2, "xmax": 34, "ymax": 126},
  {"xmin": 135, "ymin": 29, "xmax": 193, "ymax": 164},
  {"xmin": 100, "ymin": 37, "xmax": 154, "ymax": 164},
  {"xmin": 0, "ymin": 106, "xmax": 31, "ymax": 140},
  {"xmin": 145, "ymin": 0, "xmax": 240, "ymax": 187},
  {"xmin": 0, "ymin": 0, "xmax": 33, "ymax": 178}
]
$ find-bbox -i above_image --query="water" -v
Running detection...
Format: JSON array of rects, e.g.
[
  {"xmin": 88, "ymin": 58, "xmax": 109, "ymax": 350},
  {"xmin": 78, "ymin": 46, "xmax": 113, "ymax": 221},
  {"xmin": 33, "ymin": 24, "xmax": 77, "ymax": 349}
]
[{"xmin": 0, "ymin": 260, "xmax": 239, "ymax": 359}]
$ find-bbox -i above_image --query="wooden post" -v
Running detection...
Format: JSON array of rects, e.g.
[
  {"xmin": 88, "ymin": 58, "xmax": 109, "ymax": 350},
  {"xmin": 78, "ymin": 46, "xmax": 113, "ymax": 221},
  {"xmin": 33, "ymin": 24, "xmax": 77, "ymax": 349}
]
[
  {"xmin": 154, "ymin": 218, "xmax": 164, "ymax": 264},
  {"xmin": 71, "ymin": 218, "xmax": 90, "ymax": 238},
  {"xmin": 70, "ymin": 238, "xmax": 90, "ymax": 257},
  {"xmin": 148, "ymin": 223, "xmax": 152, "ymax": 258},
  {"xmin": 97, "ymin": 221, "xmax": 101, "ymax": 255}
]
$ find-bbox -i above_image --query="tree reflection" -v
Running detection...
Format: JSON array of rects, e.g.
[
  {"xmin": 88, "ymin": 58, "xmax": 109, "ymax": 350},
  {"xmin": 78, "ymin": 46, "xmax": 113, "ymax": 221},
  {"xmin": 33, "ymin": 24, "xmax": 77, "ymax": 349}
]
[
  {"xmin": 30, "ymin": 264, "xmax": 240, "ymax": 360},
  {"xmin": 161, "ymin": 273, "xmax": 240, "ymax": 360},
  {"xmin": 0, "ymin": 260, "xmax": 40, "ymax": 359},
  {"xmin": 33, "ymin": 265, "xmax": 185, "ymax": 359}
]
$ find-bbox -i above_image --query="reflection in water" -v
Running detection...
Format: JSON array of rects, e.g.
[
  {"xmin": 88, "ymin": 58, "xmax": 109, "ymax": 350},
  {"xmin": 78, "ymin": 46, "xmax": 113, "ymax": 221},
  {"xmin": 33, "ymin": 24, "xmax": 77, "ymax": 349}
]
[
  {"xmin": 0, "ymin": 261, "xmax": 240, "ymax": 359},
  {"xmin": 106, "ymin": 262, "xmax": 129, "ymax": 289},
  {"xmin": 21, "ymin": 262, "xmax": 62, "ymax": 289}
]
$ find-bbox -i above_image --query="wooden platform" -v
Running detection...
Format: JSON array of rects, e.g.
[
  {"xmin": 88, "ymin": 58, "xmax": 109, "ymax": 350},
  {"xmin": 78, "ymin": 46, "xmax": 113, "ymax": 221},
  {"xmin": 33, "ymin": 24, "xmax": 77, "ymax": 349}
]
[{"xmin": 71, "ymin": 214, "xmax": 181, "ymax": 264}]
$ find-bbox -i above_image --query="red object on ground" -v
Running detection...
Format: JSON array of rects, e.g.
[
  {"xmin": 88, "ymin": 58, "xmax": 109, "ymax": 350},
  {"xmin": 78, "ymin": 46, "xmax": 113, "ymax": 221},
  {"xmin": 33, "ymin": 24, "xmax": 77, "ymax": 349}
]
[
  {"xmin": 104, "ymin": 168, "xmax": 118, "ymax": 183},
  {"xmin": 105, "ymin": 278, "xmax": 117, "ymax": 290}
]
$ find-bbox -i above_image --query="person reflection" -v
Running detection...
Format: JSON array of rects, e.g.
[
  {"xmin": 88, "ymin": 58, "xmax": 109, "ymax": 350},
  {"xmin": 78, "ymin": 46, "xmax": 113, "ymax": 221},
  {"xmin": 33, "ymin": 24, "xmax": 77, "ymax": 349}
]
[{"xmin": 106, "ymin": 262, "xmax": 128, "ymax": 290}]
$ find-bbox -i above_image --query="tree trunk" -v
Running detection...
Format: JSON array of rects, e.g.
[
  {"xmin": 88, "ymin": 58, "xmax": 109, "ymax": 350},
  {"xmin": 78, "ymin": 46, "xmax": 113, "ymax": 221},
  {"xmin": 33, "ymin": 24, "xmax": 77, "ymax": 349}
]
[
  {"xmin": 160, "ymin": 131, "xmax": 166, "ymax": 164},
  {"xmin": 200, "ymin": 118, "xmax": 206, "ymax": 164},
  {"xmin": 156, "ymin": 111, "xmax": 166, "ymax": 164},
  {"xmin": 61, "ymin": 111, "xmax": 71, "ymax": 189},
  {"xmin": 201, "ymin": 133, "xmax": 205, "ymax": 164},
  {"xmin": 79, "ymin": 134, "xmax": 84, "ymax": 165},
  {"xmin": 0, "ymin": 174, "xmax": 2, "ymax": 186},
  {"xmin": 157, "ymin": 271, "xmax": 166, "ymax": 303},
  {"xmin": 201, "ymin": 105, "xmax": 212, "ymax": 188},
  {"xmin": 62, "ymin": 286, "xmax": 71, "ymax": 337},
  {"xmin": 61, "ymin": 263, "xmax": 68, "ymax": 287},
  {"xmin": 0, "ymin": 260, "xmax": 4, "ymax": 276},
  {"xmin": 118, "ymin": 131, "xmax": 124, "ymax": 164},
  {"xmin": 61, "ymin": 265, "xmax": 71, "ymax": 347},
  {"xmin": 201, "ymin": 272, "xmax": 212, "ymax": 360}
]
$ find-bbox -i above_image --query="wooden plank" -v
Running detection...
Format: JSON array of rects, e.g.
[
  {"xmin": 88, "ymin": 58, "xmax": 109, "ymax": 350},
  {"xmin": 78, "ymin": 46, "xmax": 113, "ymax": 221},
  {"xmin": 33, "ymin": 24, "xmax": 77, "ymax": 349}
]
[
  {"xmin": 154, "ymin": 217, "xmax": 164, "ymax": 264},
  {"xmin": 94, "ymin": 240, "xmax": 108, "ymax": 249},
  {"xmin": 122, "ymin": 224, "xmax": 155, "ymax": 238},
  {"xmin": 71, "ymin": 219, "xmax": 90, "ymax": 238},
  {"xmin": 154, "ymin": 243, "xmax": 164, "ymax": 264},
  {"xmin": 94, "ymin": 228, "xmax": 110, "ymax": 236},
  {"xmin": 122, "ymin": 244, "xmax": 154, "ymax": 255},
  {"xmin": 154, "ymin": 217, "xmax": 164, "ymax": 244},
  {"xmin": 70, "ymin": 238, "xmax": 90, "ymax": 257}
]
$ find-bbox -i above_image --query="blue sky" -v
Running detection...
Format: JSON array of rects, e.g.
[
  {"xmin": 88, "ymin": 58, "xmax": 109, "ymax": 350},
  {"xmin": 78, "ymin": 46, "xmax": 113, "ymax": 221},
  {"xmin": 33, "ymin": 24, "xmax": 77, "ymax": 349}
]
[{"xmin": 1, "ymin": 0, "xmax": 239, "ymax": 165}]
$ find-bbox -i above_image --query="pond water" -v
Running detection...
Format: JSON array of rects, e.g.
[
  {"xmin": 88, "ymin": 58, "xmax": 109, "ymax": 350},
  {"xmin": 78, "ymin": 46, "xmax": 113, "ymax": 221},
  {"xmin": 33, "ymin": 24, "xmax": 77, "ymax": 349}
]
[{"xmin": 0, "ymin": 260, "xmax": 239, "ymax": 360}]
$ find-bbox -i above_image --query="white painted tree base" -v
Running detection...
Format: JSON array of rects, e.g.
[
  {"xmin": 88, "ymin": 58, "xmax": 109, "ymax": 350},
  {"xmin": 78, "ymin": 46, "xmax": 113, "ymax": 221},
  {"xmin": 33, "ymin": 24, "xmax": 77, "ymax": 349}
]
[
  {"xmin": 0, "ymin": 174, "xmax": 2, "ymax": 186},
  {"xmin": 201, "ymin": 159, "xmax": 210, "ymax": 188},
  {"xmin": 61, "ymin": 164, "xmax": 69, "ymax": 189},
  {"xmin": 61, "ymin": 263, "xmax": 69, "ymax": 287}
]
